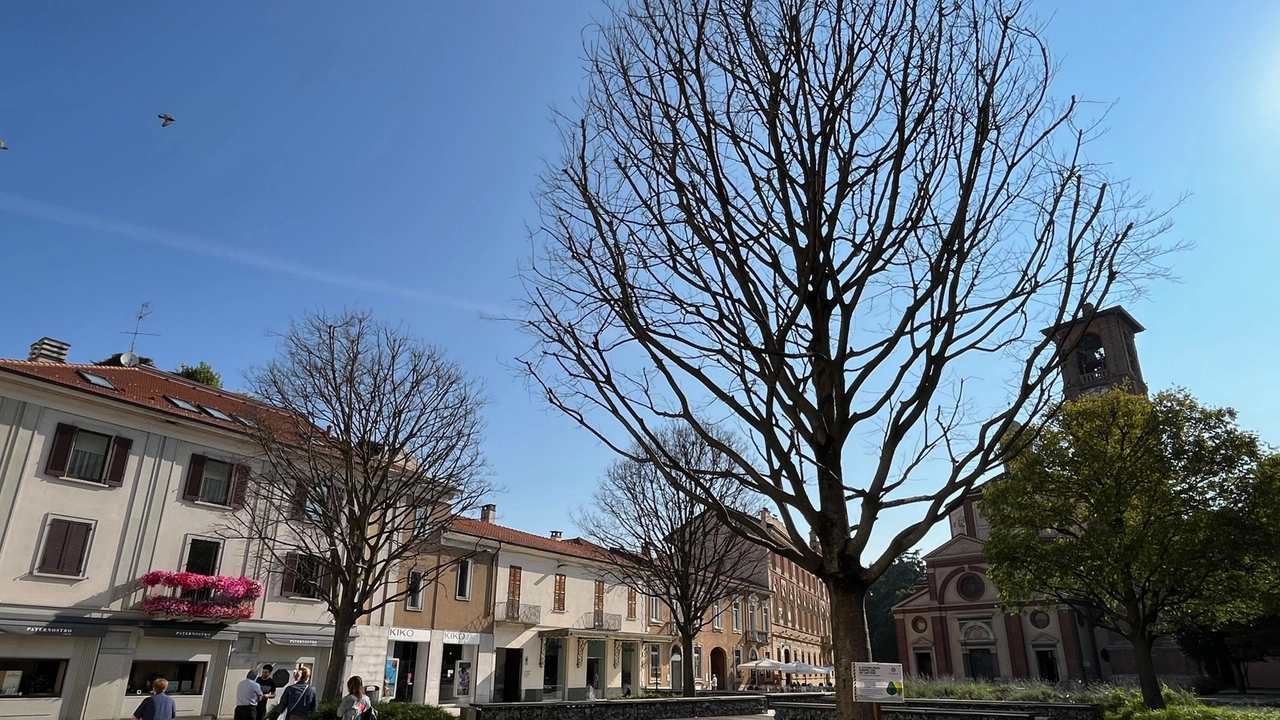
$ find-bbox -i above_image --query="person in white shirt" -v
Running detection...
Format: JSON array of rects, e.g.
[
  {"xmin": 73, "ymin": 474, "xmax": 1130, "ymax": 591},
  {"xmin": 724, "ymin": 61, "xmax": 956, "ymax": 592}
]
[{"xmin": 235, "ymin": 671, "xmax": 264, "ymax": 720}]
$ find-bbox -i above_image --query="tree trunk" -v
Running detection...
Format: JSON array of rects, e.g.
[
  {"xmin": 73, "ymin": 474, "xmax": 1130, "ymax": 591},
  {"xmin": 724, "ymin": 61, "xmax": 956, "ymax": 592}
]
[
  {"xmin": 324, "ymin": 616, "xmax": 355, "ymax": 701},
  {"xmin": 828, "ymin": 579, "xmax": 875, "ymax": 720},
  {"xmin": 681, "ymin": 633, "xmax": 696, "ymax": 698},
  {"xmin": 1130, "ymin": 633, "xmax": 1166, "ymax": 710},
  {"xmin": 1231, "ymin": 661, "xmax": 1248, "ymax": 694}
]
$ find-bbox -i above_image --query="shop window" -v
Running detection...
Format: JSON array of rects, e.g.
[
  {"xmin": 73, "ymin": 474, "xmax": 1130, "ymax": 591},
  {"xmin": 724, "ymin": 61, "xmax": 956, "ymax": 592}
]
[
  {"xmin": 0, "ymin": 658, "xmax": 67, "ymax": 697},
  {"xmin": 128, "ymin": 661, "xmax": 206, "ymax": 695}
]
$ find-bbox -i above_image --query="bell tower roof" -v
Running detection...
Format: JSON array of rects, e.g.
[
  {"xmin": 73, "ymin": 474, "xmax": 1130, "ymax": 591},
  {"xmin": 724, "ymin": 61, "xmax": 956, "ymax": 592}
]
[{"xmin": 1042, "ymin": 304, "xmax": 1147, "ymax": 401}]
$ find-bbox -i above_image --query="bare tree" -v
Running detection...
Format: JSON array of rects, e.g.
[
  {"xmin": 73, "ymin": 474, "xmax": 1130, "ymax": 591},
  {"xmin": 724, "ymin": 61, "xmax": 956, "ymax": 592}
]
[
  {"xmin": 518, "ymin": 1, "xmax": 1178, "ymax": 716},
  {"xmin": 224, "ymin": 310, "xmax": 489, "ymax": 699},
  {"xmin": 576, "ymin": 423, "xmax": 765, "ymax": 696}
]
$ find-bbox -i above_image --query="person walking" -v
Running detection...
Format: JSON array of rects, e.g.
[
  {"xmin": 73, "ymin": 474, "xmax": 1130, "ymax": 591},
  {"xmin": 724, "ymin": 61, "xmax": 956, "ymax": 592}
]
[
  {"xmin": 235, "ymin": 671, "xmax": 264, "ymax": 720},
  {"xmin": 256, "ymin": 665, "xmax": 277, "ymax": 720},
  {"xmin": 278, "ymin": 668, "xmax": 317, "ymax": 720},
  {"xmin": 131, "ymin": 678, "xmax": 176, "ymax": 720},
  {"xmin": 338, "ymin": 677, "xmax": 373, "ymax": 720}
]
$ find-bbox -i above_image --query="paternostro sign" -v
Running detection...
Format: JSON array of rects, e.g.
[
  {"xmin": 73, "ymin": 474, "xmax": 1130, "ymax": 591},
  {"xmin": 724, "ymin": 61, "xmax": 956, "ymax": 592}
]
[{"xmin": 852, "ymin": 662, "xmax": 905, "ymax": 704}]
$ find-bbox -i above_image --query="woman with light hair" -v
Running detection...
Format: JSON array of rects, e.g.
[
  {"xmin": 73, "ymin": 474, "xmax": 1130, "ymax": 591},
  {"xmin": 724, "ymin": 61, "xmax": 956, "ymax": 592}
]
[{"xmin": 278, "ymin": 667, "xmax": 316, "ymax": 720}]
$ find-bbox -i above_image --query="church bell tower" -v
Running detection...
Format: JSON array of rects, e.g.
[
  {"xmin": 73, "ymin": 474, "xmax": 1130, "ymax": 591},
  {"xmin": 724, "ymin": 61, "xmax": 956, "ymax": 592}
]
[{"xmin": 1041, "ymin": 304, "xmax": 1147, "ymax": 401}]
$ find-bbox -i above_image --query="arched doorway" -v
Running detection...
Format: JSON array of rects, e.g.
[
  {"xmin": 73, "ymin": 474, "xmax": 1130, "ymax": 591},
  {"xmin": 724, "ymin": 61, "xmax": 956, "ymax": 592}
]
[
  {"xmin": 783, "ymin": 648, "xmax": 792, "ymax": 685},
  {"xmin": 709, "ymin": 648, "xmax": 727, "ymax": 691},
  {"xmin": 670, "ymin": 647, "xmax": 683, "ymax": 692}
]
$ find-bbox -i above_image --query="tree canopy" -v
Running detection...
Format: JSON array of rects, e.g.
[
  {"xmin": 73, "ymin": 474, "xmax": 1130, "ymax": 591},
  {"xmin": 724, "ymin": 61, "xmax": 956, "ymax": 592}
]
[
  {"xmin": 866, "ymin": 552, "xmax": 925, "ymax": 662},
  {"xmin": 175, "ymin": 361, "xmax": 222, "ymax": 388},
  {"xmin": 983, "ymin": 388, "xmax": 1276, "ymax": 709}
]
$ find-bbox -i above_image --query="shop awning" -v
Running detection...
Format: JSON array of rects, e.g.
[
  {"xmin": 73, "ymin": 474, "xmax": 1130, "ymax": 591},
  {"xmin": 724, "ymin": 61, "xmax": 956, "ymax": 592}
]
[
  {"xmin": 538, "ymin": 629, "xmax": 673, "ymax": 641},
  {"xmin": 0, "ymin": 621, "xmax": 109, "ymax": 637},
  {"xmin": 266, "ymin": 633, "xmax": 333, "ymax": 647}
]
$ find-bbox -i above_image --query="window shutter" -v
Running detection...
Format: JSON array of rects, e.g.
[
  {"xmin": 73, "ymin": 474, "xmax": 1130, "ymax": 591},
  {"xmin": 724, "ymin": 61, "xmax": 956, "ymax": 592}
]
[
  {"xmin": 38, "ymin": 519, "xmax": 71, "ymax": 574},
  {"xmin": 104, "ymin": 436, "xmax": 133, "ymax": 487},
  {"xmin": 45, "ymin": 424, "xmax": 77, "ymax": 476},
  {"xmin": 290, "ymin": 484, "xmax": 307, "ymax": 520},
  {"xmin": 282, "ymin": 552, "xmax": 299, "ymax": 595},
  {"xmin": 62, "ymin": 522, "xmax": 90, "ymax": 575},
  {"xmin": 230, "ymin": 464, "xmax": 250, "ymax": 508},
  {"xmin": 318, "ymin": 561, "xmax": 334, "ymax": 597},
  {"xmin": 183, "ymin": 455, "xmax": 206, "ymax": 501}
]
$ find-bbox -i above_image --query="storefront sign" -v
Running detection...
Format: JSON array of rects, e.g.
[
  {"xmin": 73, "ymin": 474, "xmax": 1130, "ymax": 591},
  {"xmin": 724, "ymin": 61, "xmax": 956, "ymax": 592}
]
[
  {"xmin": 143, "ymin": 626, "xmax": 238, "ymax": 641},
  {"xmin": 852, "ymin": 662, "xmax": 905, "ymax": 704},
  {"xmin": 265, "ymin": 633, "xmax": 333, "ymax": 647},
  {"xmin": 440, "ymin": 631, "xmax": 480, "ymax": 645},
  {"xmin": 0, "ymin": 621, "xmax": 110, "ymax": 637},
  {"xmin": 388, "ymin": 627, "xmax": 429, "ymax": 642}
]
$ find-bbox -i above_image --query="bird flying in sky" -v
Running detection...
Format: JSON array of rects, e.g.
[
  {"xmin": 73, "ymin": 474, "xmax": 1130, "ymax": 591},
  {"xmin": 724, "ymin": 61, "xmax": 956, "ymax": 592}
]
[{"xmin": 158, "ymin": 114, "xmax": 175, "ymax": 128}]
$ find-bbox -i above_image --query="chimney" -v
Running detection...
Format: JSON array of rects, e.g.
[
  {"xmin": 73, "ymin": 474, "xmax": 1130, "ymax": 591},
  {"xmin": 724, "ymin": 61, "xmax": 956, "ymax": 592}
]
[
  {"xmin": 28, "ymin": 337, "xmax": 71, "ymax": 364},
  {"xmin": 550, "ymin": 530, "xmax": 563, "ymax": 541},
  {"xmin": 480, "ymin": 504, "xmax": 497, "ymax": 524}
]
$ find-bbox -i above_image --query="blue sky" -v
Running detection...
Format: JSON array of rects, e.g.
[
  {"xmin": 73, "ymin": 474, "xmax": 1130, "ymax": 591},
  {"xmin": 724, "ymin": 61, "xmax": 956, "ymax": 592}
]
[{"xmin": 2, "ymin": 1, "xmax": 1279, "ymax": 559}]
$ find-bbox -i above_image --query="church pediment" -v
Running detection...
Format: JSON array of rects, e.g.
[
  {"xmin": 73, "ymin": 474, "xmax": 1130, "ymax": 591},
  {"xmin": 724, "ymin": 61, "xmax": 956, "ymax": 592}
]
[{"xmin": 924, "ymin": 534, "xmax": 986, "ymax": 561}]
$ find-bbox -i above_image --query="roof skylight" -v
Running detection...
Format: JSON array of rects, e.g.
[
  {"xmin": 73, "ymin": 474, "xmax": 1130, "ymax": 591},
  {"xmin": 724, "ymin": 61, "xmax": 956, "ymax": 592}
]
[
  {"xmin": 200, "ymin": 406, "xmax": 234, "ymax": 422},
  {"xmin": 78, "ymin": 371, "xmax": 117, "ymax": 390},
  {"xmin": 165, "ymin": 396, "xmax": 200, "ymax": 412}
]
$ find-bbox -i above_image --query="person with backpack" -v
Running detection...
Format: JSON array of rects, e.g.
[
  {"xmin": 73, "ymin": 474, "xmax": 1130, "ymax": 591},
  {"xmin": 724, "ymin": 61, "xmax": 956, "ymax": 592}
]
[
  {"xmin": 338, "ymin": 677, "xmax": 375, "ymax": 720},
  {"xmin": 278, "ymin": 668, "xmax": 317, "ymax": 720}
]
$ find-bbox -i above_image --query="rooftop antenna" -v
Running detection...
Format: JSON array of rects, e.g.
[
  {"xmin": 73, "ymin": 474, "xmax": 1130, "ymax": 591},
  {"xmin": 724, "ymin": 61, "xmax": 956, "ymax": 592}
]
[{"xmin": 121, "ymin": 302, "xmax": 161, "ymax": 353}]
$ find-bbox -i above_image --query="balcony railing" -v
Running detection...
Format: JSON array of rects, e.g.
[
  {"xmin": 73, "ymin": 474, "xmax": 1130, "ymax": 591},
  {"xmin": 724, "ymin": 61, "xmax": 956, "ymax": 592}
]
[
  {"xmin": 138, "ymin": 571, "xmax": 263, "ymax": 622},
  {"xmin": 580, "ymin": 610, "xmax": 622, "ymax": 631},
  {"xmin": 744, "ymin": 629, "xmax": 770, "ymax": 644},
  {"xmin": 494, "ymin": 601, "xmax": 542, "ymax": 625}
]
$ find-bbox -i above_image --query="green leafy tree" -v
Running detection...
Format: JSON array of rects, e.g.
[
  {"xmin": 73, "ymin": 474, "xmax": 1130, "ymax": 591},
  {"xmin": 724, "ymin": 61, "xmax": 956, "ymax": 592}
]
[
  {"xmin": 866, "ymin": 552, "xmax": 925, "ymax": 662},
  {"xmin": 175, "ymin": 361, "xmax": 222, "ymax": 388},
  {"xmin": 984, "ymin": 388, "xmax": 1275, "ymax": 710}
]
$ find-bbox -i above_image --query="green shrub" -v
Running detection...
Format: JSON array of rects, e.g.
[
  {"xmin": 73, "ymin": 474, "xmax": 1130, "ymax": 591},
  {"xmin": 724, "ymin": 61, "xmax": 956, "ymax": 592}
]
[
  {"xmin": 272, "ymin": 699, "xmax": 453, "ymax": 720},
  {"xmin": 1191, "ymin": 676, "xmax": 1223, "ymax": 696},
  {"xmin": 1118, "ymin": 708, "xmax": 1280, "ymax": 720}
]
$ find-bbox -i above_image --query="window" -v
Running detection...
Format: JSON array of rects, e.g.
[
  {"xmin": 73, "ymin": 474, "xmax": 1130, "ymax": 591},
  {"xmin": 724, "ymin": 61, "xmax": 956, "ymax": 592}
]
[
  {"xmin": 748, "ymin": 597, "xmax": 758, "ymax": 631},
  {"xmin": 182, "ymin": 455, "xmax": 246, "ymax": 507},
  {"xmin": 554, "ymin": 574, "xmax": 567, "ymax": 612},
  {"xmin": 762, "ymin": 603, "xmax": 770, "ymax": 632},
  {"xmin": 184, "ymin": 539, "xmax": 220, "ymax": 576},
  {"xmin": 45, "ymin": 424, "xmax": 132, "ymax": 486},
  {"xmin": 78, "ymin": 371, "xmax": 117, "ymax": 390},
  {"xmin": 732, "ymin": 598, "xmax": 742, "ymax": 632},
  {"xmin": 648, "ymin": 645, "xmax": 661, "ymax": 681},
  {"xmin": 165, "ymin": 396, "xmax": 200, "ymax": 412},
  {"xmin": 406, "ymin": 571, "xmax": 424, "ymax": 611},
  {"xmin": 649, "ymin": 596, "xmax": 662, "ymax": 623},
  {"xmin": 0, "ymin": 658, "xmax": 68, "ymax": 697},
  {"xmin": 414, "ymin": 507, "xmax": 431, "ymax": 538},
  {"xmin": 627, "ymin": 588, "xmax": 637, "ymax": 619},
  {"xmin": 693, "ymin": 646, "xmax": 703, "ymax": 679},
  {"xmin": 733, "ymin": 648, "xmax": 742, "ymax": 676},
  {"xmin": 128, "ymin": 661, "xmax": 206, "ymax": 695},
  {"xmin": 456, "ymin": 559, "xmax": 473, "ymax": 600},
  {"xmin": 712, "ymin": 600, "xmax": 723, "ymax": 630},
  {"xmin": 199, "ymin": 406, "xmax": 233, "ymax": 422},
  {"xmin": 37, "ymin": 518, "xmax": 93, "ymax": 577},
  {"xmin": 282, "ymin": 553, "xmax": 327, "ymax": 599},
  {"xmin": 958, "ymin": 574, "xmax": 985, "ymax": 601},
  {"xmin": 1035, "ymin": 648, "xmax": 1059, "ymax": 682}
]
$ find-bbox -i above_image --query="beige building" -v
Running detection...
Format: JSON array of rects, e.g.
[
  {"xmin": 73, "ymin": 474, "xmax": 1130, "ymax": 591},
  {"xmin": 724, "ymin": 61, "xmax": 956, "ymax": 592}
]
[{"xmin": 0, "ymin": 339, "xmax": 342, "ymax": 720}]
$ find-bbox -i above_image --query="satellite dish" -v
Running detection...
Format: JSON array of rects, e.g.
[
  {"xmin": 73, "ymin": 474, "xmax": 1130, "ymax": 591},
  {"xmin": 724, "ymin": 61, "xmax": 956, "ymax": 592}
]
[{"xmin": 119, "ymin": 352, "xmax": 140, "ymax": 368}]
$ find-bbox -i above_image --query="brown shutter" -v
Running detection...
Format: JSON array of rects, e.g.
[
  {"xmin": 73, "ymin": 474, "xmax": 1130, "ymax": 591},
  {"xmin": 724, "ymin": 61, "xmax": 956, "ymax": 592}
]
[
  {"xmin": 290, "ymin": 484, "xmax": 307, "ymax": 520},
  {"xmin": 183, "ymin": 455, "xmax": 206, "ymax": 501},
  {"xmin": 628, "ymin": 588, "xmax": 637, "ymax": 619},
  {"xmin": 508, "ymin": 566, "xmax": 522, "ymax": 604},
  {"xmin": 318, "ymin": 560, "xmax": 334, "ymax": 597},
  {"xmin": 38, "ymin": 519, "xmax": 71, "ymax": 573},
  {"xmin": 62, "ymin": 522, "xmax": 90, "ymax": 575},
  {"xmin": 104, "ymin": 436, "xmax": 132, "ymax": 487},
  {"xmin": 282, "ymin": 552, "xmax": 299, "ymax": 595},
  {"xmin": 230, "ymin": 464, "xmax": 250, "ymax": 508},
  {"xmin": 45, "ymin": 424, "xmax": 77, "ymax": 476},
  {"xmin": 595, "ymin": 580, "xmax": 605, "ymax": 612}
]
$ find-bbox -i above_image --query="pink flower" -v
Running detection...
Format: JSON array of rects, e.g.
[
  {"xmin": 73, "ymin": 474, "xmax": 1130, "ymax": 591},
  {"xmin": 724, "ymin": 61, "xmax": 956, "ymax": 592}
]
[{"xmin": 139, "ymin": 571, "xmax": 169, "ymax": 588}]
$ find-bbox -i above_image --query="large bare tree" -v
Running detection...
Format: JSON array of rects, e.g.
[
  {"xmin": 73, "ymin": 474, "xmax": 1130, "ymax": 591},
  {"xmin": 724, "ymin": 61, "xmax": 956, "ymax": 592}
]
[
  {"xmin": 224, "ymin": 310, "xmax": 489, "ymax": 699},
  {"xmin": 518, "ymin": 0, "xmax": 1177, "ymax": 716},
  {"xmin": 576, "ymin": 423, "xmax": 765, "ymax": 696}
]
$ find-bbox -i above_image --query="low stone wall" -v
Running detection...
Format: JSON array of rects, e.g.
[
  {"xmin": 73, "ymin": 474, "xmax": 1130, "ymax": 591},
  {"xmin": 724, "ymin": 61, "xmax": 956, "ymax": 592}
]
[
  {"xmin": 772, "ymin": 698, "xmax": 1102, "ymax": 720},
  {"xmin": 470, "ymin": 694, "xmax": 767, "ymax": 720}
]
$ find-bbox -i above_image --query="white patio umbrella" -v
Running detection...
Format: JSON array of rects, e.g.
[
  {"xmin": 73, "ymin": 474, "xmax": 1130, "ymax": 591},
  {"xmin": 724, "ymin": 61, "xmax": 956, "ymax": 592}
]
[
  {"xmin": 788, "ymin": 663, "xmax": 833, "ymax": 675},
  {"xmin": 736, "ymin": 658, "xmax": 787, "ymax": 670}
]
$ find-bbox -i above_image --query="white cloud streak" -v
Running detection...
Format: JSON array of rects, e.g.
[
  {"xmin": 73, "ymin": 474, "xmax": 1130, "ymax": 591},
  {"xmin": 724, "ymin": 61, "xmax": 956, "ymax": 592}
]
[{"xmin": 0, "ymin": 192, "xmax": 502, "ymax": 315}]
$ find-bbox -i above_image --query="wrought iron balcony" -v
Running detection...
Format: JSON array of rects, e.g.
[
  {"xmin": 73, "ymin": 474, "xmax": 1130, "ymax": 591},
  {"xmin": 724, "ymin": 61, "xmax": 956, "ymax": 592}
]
[
  {"xmin": 494, "ymin": 601, "xmax": 541, "ymax": 625},
  {"xmin": 744, "ymin": 629, "xmax": 770, "ymax": 644},
  {"xmin": 580, "ymin": 610, "xmax": 622, "ymax": 631}
]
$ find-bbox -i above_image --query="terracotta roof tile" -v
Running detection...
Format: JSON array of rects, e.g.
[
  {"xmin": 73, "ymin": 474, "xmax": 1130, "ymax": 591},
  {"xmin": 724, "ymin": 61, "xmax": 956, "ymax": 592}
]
[
  {"xmin": 451, "ymin": 517, "xmax": 612, "ymax": 562},
  {"xmin": 0, "ymin": 360, "xmax": 281, "ymax": 433}
]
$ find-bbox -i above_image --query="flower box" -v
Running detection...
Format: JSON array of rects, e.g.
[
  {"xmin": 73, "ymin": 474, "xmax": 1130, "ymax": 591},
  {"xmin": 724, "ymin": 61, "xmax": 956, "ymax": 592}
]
[{"xmin": 138, "ymin": 571, "xmax": 263, "ymax": 621}]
